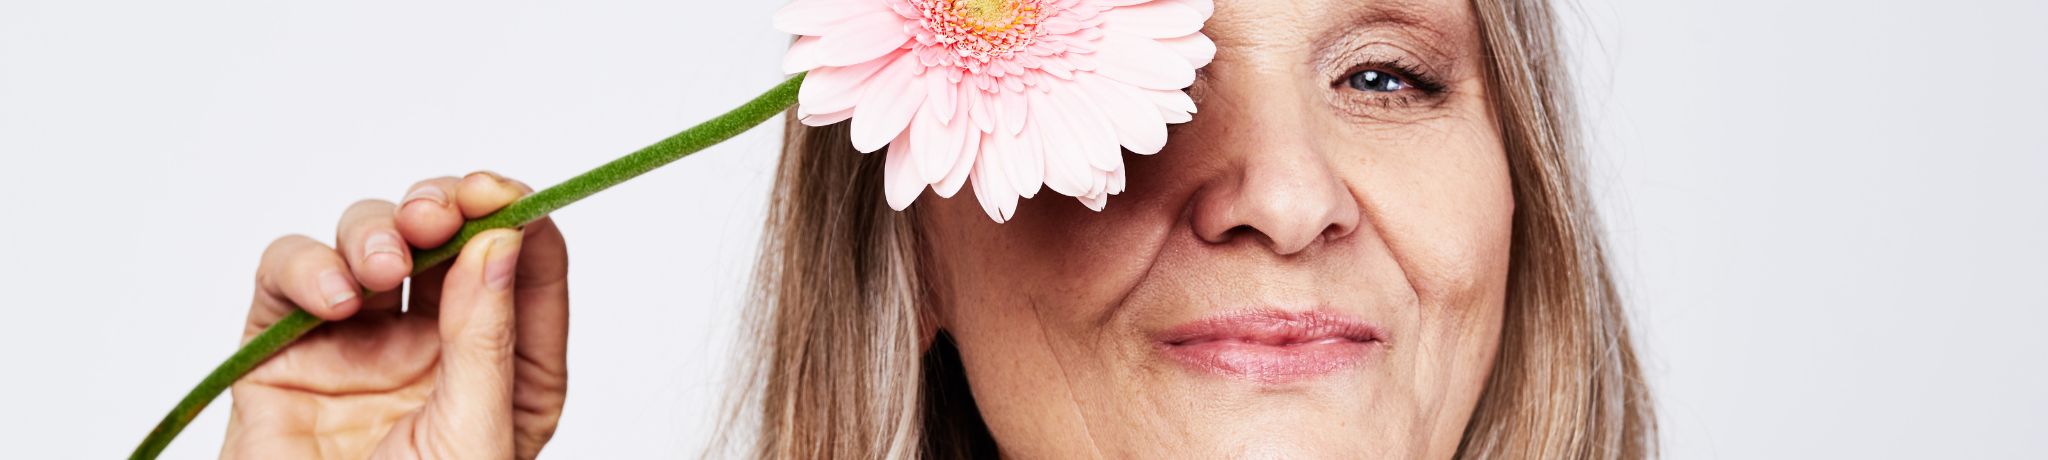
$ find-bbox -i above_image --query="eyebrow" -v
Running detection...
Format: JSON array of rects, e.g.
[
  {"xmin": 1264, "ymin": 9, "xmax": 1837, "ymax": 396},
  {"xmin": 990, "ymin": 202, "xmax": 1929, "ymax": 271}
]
[{"xmin": 1308, "ymin": 0, "xmax": 1471, "ymax": 75}]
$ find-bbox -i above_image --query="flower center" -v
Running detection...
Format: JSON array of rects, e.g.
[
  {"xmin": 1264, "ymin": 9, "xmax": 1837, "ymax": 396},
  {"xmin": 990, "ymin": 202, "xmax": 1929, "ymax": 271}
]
[
  {"xmin": 915, "ymin": 0, "xmax": 1051, "ymax": 63},
  {"xmin": 952, "ymin": 0, "xmax": 1020, "ymax": 29}
]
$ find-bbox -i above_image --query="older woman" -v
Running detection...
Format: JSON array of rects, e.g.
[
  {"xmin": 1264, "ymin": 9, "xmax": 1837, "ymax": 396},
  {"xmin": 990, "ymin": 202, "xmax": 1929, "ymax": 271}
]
[{"xmin": 218, "ymin": 0, "xmax": 1654, "ymax": 458}]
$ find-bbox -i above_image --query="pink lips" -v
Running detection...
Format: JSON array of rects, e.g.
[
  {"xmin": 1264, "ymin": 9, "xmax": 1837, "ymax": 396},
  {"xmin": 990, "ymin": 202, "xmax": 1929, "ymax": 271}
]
[{"xmin": 1155, "ymin": 310, "xmax": 1385, "ymax": 383}]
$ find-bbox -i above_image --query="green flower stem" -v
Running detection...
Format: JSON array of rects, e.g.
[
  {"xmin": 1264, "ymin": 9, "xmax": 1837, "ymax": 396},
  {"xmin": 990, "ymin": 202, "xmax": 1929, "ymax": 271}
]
[{"xmin": 130, "ymin": 72, "xmax": 806, "ymax": 460}]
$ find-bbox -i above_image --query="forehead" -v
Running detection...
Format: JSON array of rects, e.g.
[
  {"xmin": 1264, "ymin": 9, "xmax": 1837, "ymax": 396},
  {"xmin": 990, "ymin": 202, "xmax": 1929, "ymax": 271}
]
[{"xmin": 1201, "ymin": 0, "xmax": 1475, "ymax": 61}]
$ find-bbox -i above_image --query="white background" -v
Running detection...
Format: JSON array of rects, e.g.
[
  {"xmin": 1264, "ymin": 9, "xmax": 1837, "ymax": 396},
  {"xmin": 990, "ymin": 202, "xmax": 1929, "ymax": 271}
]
[{"xmin": 2, "ymin": 1, "xmax": 2041, "ymax": 458}]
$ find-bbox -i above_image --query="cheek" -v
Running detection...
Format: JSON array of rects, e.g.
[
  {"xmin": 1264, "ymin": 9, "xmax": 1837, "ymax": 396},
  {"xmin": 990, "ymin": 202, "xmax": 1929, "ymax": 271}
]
[
  {"xmin": 1328, "ymin": 108, "xmax": 1513, "ymax": 318},
  {"xmin": 920, "ymin": 186, "xmax": 1187, "ymax": 457},
  {"xmin": 927, "ymin": 157, "xmax": 1193, "ymax": 327}
]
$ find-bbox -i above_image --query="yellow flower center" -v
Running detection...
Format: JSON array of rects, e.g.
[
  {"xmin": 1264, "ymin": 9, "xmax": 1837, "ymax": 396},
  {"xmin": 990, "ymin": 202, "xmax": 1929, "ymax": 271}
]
[{"xmin": 952, "ymin": 0, "xmax": 1029, "ymax": 33}]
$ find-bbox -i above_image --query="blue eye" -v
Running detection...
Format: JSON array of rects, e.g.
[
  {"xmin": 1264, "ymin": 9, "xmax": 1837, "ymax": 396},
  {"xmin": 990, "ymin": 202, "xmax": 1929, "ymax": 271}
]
[{"xmin": 1346, "ymin": 70, "xmax": 1406, "ymax": 92}]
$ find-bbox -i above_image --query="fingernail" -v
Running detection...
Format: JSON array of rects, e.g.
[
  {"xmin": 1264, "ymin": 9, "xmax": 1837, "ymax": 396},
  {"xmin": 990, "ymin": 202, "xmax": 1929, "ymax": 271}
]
[
  {"xmin": 402, "ymin": 186, "xmax": 447, "ymax": 208},
  {"xmin": 363, "ymin": 231, "xmax": 406, "ymax": 265},
  {"xmin": 318, "ymin": 269, "xmax": 357, "ymax": 308},
  {"xmin": 471, "ymin": 171, "xmax": 509, "ymax": 185},
  {"xmin": 483, "ymin": 231, "xmax": 522, "ymax": 292}
]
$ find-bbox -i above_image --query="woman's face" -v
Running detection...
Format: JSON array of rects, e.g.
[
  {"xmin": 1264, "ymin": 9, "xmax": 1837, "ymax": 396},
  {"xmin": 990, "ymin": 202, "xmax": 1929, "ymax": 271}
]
[{"xmin": 920, "ymin": 0, "xmax": 1512, "ymax": 457}]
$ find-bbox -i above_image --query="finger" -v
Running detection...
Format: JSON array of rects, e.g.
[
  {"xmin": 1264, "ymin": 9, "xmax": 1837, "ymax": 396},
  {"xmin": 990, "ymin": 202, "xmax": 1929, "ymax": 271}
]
[
  {"xmin": 416, "ymin": 228, "xmax": 524, "ymax": 457},
  {"xmin": 456, "ymin": 171, "xmax": 531, "ymax": 219},
  {"xmin": 335, "ymin": 199, "xmax": 410, "ymax": 294},
  {"xmin": 509, "ymin": 217, "xmax": 569, "ymax": 458},
  {"xmin": 395, "ymin": 177, "xmax": 464, "ymax": 249},
  {"xmin": 405, "ymin": 262, "xmax": 450, "ymax": 318},
  {"xmin": 252, "ymin": 235, "xmax": 362, "ymax": 329}
]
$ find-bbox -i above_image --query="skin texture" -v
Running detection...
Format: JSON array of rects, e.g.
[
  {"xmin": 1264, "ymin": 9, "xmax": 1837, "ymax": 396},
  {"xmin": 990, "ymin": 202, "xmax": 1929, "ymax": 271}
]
[
  {"xmin": 222, "ymin": 172, "xmax": 569, "ymax": 460},
  {"xmin": 220, "ymin": 0, "xmax": 1510, "ymax": 458},
  {"xmin": 918, "ymin": 0, "xmax": 1513, "ymax": 458}
]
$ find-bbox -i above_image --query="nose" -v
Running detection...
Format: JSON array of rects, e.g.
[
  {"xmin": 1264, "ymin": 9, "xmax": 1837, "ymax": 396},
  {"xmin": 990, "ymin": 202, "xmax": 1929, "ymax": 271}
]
[{"xmin": 1188, "ymin": 124, "xmax": 1361, "ymax": 256}]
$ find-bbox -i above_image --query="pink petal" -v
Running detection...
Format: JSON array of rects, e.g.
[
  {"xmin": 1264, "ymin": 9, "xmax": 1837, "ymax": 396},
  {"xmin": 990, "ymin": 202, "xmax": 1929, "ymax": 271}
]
[
  {"xmin": 1091, "ymin": 30, "xmax": 1197, "ymax": 90},
  {"xmin": 773, "ymin": 0, "xmax": 892, "ymax": 36},
  {"xmin": 907, "ymin": 106, "xmax": 960, "ymax": 183},
  {"xmin": 1045, "ymin": 78, "xmax": 1123, "ymax": 172},
  {"xmin": 968, "ymin": 89, "xmax": 995, "ymax": 133},
  {"xmin": 1064, "ymin": 52, "xmax": 1099, "ymax": 72},
  {"xmin": 970, "ymin": 143, "xmax": 1019, "ymax": 222},
  {"xmin": 1164, "ymin": 0, "xmax": 1214, "ymax": 19},
  {"xmin": 1147, "ymin": 88, "xmax": 1198, "ymax": 114},
  {"xmin": 816, "ymin": 10, "xmax": 916, "ymax": 67},
  {"xmin": 1158, "ymin": 106, "xmax": 1193, "ymax": 123},
  {"xmin": 798, "ymin": 52, "xmax": 896, "ymax": 114},
  {"xmin": 1037, "ymin": 59, "xmax": 1075, "ymax": 80},
  {"xmin": 888, "ymin": 0, "xmax": 920, "ymax": 18},
  {"xmin": 1077, "ymin": 192, "xmax": 1108, "ymax": 211},
  {"xmin": 998, "ymin": 89, "xmax": 1028, "ymax": 135},
  {"xmin": 1097, "ymin": 0, "xmax": 1205, "ymax": 38},
  {"xmin": 1042, "ymin": 16, "xmax": 1082, "ymax": 35},
  {"xmin": 1060, "ymin": 35, "xmax": 1098, "ymax": 54},
  {"xmin": 1084, "ymin": 169, "xmax": 1107, "ymax": 199},
  {"xmin": 933, "ymin": 130, "xmax": 980, "ymax": 198},
  {"xmin": 1026, "ymin": 90, "xmax": 1093, "ymax": 197},
  {"xmin": 1155, "ymin": 32, "xmax": 1216, "ymax": 69},
  {"xmin": 783, "ymin": 36, "xmax": 825, "ymax": 74},
  {"xmin": 883, "ymin": 129, "xmax": 925, "ymax": 210},
  {"xmin": 1081, "ymin": 0, "xmax": 1152, "ymax": 7},
  {"xmin": 850, "ymin": 55, "xmax": 928, "ymax": 153},
  {"xmin": 990, "ymin": 115, "xmax": 1044, "ymax": 199},
  {"xmin": 800, "ymin": 107, "xmax": 856, "ymax": 126},
  {"xmin": 1076, "ymin": 72, "xmax": 1167, "ymax": 154},
  {"xmin": 924, "ymin": 69, "xmax": 957, "ymax": 125}
]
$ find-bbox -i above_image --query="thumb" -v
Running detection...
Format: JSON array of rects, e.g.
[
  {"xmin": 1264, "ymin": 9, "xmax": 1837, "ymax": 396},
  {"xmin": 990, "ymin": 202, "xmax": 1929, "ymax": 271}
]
[{"xmin": 399, "ymin": 228, "xmax": 524, "ymax": 458}]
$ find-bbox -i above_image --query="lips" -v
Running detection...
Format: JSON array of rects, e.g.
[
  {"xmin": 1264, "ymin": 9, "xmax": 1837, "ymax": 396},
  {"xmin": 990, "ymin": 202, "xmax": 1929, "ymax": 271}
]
[{"xmin": 1155, "ymin": 310, "xmax": 1385, "ymax": 383}]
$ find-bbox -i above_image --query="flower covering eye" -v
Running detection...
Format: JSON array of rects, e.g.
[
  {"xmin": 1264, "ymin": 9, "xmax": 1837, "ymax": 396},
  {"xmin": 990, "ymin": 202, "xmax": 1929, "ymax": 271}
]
[{"xmin": 775, "ymin": 0, "xmax": 1217, "ymax": 222}]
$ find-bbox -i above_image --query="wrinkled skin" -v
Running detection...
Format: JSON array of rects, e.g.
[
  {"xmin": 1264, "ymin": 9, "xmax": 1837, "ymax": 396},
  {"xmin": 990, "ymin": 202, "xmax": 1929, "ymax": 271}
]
[{"xmin": 918, "ymin": 0, "xmax": 1514, "ymax": 458}]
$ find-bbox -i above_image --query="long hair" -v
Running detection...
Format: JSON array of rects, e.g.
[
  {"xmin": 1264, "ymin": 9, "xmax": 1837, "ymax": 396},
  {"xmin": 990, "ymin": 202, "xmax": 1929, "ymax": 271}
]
[{"xmin": 728, "ymin": 0, "xmax": 1655, "ymax": 458}]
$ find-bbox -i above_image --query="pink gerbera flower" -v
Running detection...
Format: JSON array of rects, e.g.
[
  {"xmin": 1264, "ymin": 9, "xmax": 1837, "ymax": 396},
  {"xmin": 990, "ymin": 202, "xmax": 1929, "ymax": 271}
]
[{"xmin": 775, "ymin": 0, "xmax": 1215, "ymax": 222}]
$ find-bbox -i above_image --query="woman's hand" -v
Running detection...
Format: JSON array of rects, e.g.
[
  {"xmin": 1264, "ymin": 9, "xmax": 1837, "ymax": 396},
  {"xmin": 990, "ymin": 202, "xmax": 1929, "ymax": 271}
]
[{"xmin": 221, "ymin": 172, "xmax": 569, "ymax": 460}]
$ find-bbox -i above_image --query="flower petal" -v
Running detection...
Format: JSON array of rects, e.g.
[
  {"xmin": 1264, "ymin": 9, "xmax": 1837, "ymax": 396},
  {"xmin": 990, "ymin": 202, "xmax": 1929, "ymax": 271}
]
[
  {"xmin": 1097, "ymin": 0, "xmax": 1205, "ymax": 39},
  {"xmin": 971, "ymin": 143, "xmax": 1019, "ymax": 222},
  {"xmin": 908, "ymin": 104, "xmax": 961, "ymax": 183},
  {"xmin": 998, "ymin": 89, "xmax": 1029, "ymax": 135},
  {"xmin": 850, "ymin": 55, "xmax": 928, "ymax": 153},
  {"xmin": 773, "ymin": 0, "xmax": 892, "ymax": 36},
  {"xmin": 800, "ymin": 107, "xmax": 856, "ymax": 126},
  {"xmin": 925, "ymin": 70, "xmax": 957, "ymax": 125},
  {"xmin": 1045, "ymin": 78, "xmax": 1123, "ymax": 172},
  {"xmin": 989, "ymin": 112, "xmax": 1044, "ymax": 199},
  {"xmin": 968, "ymin": 89, "xmax": 995, "ymax": 133},
  {"xmin": 1077, "ymin": 183, "xmax": 1109, "ymax": 211},
  {"xmin": 1076, "ymin": 72, "xmax": 1167, "ymax": 154},
  {"xmin": 1158, "ymin": 106, "xmax": 1193, "ymax": 123},
  {"xmin": 1155, "ymin": 32, "xmax": 1216, "ymax": 69},
  {"xmin": 783, "ymin": 35, "xmax": 825, "ymax": 74},
  {"xmin": 1147, "ymin": 87, "xmax": 1198, "ymax": 114},
  {"xmin": 817, "ymin": 9, "xmax": 915, "ymax": 67},
  {"xmin": 1164, "ymin": 0, "xmax": 1214, "ymax": 19},
  {"xmin": 798, "ymin": 52, "xmax": 896, "ymax": 114},
  {"xmin": 933, "ymin": 129, "xmax": 980, "ymax": 198},
  {"xmin": 883, "ymin": 129, "xmax": 926, "ymax": 210},
  {"xmin": 1081, "ymin": 0, "xmax": 1153, "ymax": 7},
  {"xmin": 1091, "ymin": 30, "xmax": 1197, "ymax": 90},
  {"xmin": 1027, "ymin": 90, "xmax": 1094, "ymax": 196}
]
